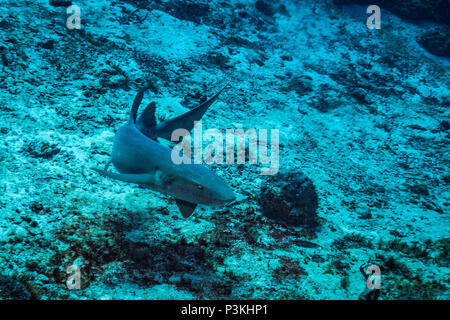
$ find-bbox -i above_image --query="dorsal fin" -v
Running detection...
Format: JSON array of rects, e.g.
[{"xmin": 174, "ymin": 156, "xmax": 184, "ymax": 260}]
[
  {"xmin": 137, "ymin": 101, "xmax": 157, "ymax": 129},
  {"xmin": 175, "ymin": 199, "xmax": 197, "ymax": 218},
  {"xmin": 140, "ymin": 82, "xmax": 230, "ymax": 141},
  {"xmin": 128, "ymin": 88, "xmax": 147, "ymax": 124}
]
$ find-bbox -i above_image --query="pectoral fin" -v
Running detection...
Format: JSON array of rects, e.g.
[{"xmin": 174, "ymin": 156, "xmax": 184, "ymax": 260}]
[
  {"xmin": 92, "ymin": 168, "xmax": 153, "ymax": 185},
  {"xmin": 175, "ymin": 199, "xmax": 197, "ymax": 218}
]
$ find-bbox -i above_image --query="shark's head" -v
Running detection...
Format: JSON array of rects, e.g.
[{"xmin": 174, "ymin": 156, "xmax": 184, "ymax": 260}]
[
  {"xmin": 162, "ymin": 163, "xmax": 236, "ymax": 206},
  {"xmin": 192, "ymin": 170, "xmax": 236, "ymax": 205}
]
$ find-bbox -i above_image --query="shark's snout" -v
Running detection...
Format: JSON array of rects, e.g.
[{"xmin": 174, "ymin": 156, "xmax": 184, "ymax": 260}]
[
  {"xmin": 223, "ymin": 192, "xmax": 236, "ymax": 202},
  {"xmin": 213, "ymin": 181, "xmax": 236, "ymax": 204}
]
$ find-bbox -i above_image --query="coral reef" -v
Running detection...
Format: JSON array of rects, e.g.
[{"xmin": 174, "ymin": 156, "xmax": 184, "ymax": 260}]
[{"xmin": 258, "ymin": 171, "xmax": 319, "ymax": 227}]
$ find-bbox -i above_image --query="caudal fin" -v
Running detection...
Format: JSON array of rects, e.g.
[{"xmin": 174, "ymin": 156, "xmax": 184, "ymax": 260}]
[{"xmin": 139, "ymin": 82, "xmax": 230, "ymax": 141}]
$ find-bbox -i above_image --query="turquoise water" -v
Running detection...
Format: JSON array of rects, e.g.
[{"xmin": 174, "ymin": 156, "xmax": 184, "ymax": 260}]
[{"xmin": 0, "ymin": 0, "xmax": 448, "ymax": 300}]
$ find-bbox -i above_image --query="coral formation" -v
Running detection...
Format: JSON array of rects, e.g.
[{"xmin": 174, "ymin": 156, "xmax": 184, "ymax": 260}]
[{"xmin": 259, "ymin": 171, "xmax": 319, "ymax": 227}]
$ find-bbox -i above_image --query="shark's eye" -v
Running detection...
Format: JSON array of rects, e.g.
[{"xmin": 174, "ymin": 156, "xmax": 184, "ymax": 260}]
[{"xmin": 197, "ymin": 184, "xmax": 204, "ymax": 190}]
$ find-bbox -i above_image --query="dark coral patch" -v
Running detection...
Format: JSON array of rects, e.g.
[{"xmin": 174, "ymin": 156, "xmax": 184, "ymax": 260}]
[{"xmin": 259, "ymin": 171, "xmax": 319, "ymax": 227}]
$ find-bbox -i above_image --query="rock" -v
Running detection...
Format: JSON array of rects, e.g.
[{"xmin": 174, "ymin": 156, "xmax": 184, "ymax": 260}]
[
  {"xmin": 0, "ymin": 277, "xmax": 32, "ymax": 300},
  {"xmin": 409, "ymin": 183, "xmax": 430, "ymax": 196},
  {"xmin": 278, "ymin": 4, "xmax": 290, "ymax": 16},
  {"xmin": 280, "ymin": 55, "xmax": 293, "ymax": 61},
  {"xmin": 224, "ymin": 36, "xmax": 260, "ymax": 50},
  {"xmin": 100, "ymin": 74, "xmax": 128, "ymax": 89},
  {"xmin": 417, "ymin": 28, "xmax": 450, "ymax": 58},
  {"xmin": 206, "ymin": 52, "xmax": 230, "ymax": 69},
  {"xmin": 30, "ymin": 202, "xmax": 50, "ymax": 214},
  {"xmin": 49, "ymin": 0, "xmax": 72, "ymax": 7},
  {"xmin": 258, "ymin": 171, "xmax": 319, "ymax": 227},
  {"xmin": 334, "ymin": 0, "xmax": 450, "ymax": 26},
  {"xmin": 439, "ymin": 120, "xmax": 450, "ymax": 131},
  {"xmin": 166, "ymin": 1, "xmax": 210, "ymax": 24},
  {"xmin": 10, "ymin": 226, "xmax": 28, "ymax": 242},
  {"xmin": 0, "ymin": 19, "xmax": 11, "ymax": 29},
  {"xmin": 24, "ymin": 140, "xmax": 60, "ymax": 159},
  {"xmin": 181, "ymin": 90, "xmax": 207, "ymax": 109},
  {"xmin": 350, "ymin": 88, "xmax": 368, "ymax": 104},
  {"xmin": 39, "ymin": 39, "xmax": 55, "ymax": 50},
  {"xmin": 282, "ymin": 76, "xmax": 314, "ymax": 95},
  {"xmin": 255, "ymin": 0, "xmax": 275, "ymax": 16},
  {"xmin": 309, "ymin": 91, "xmax": 342, "ymax": 113}
]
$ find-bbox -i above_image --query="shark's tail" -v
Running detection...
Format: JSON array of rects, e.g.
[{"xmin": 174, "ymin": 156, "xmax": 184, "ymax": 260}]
[
  {"xmin": 128, "ymin": 89, "xmax": 146, "ymax": 124},
  {"xmin": 141, "ymin": 81, "xmax": 231, "ymax": 141}
]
